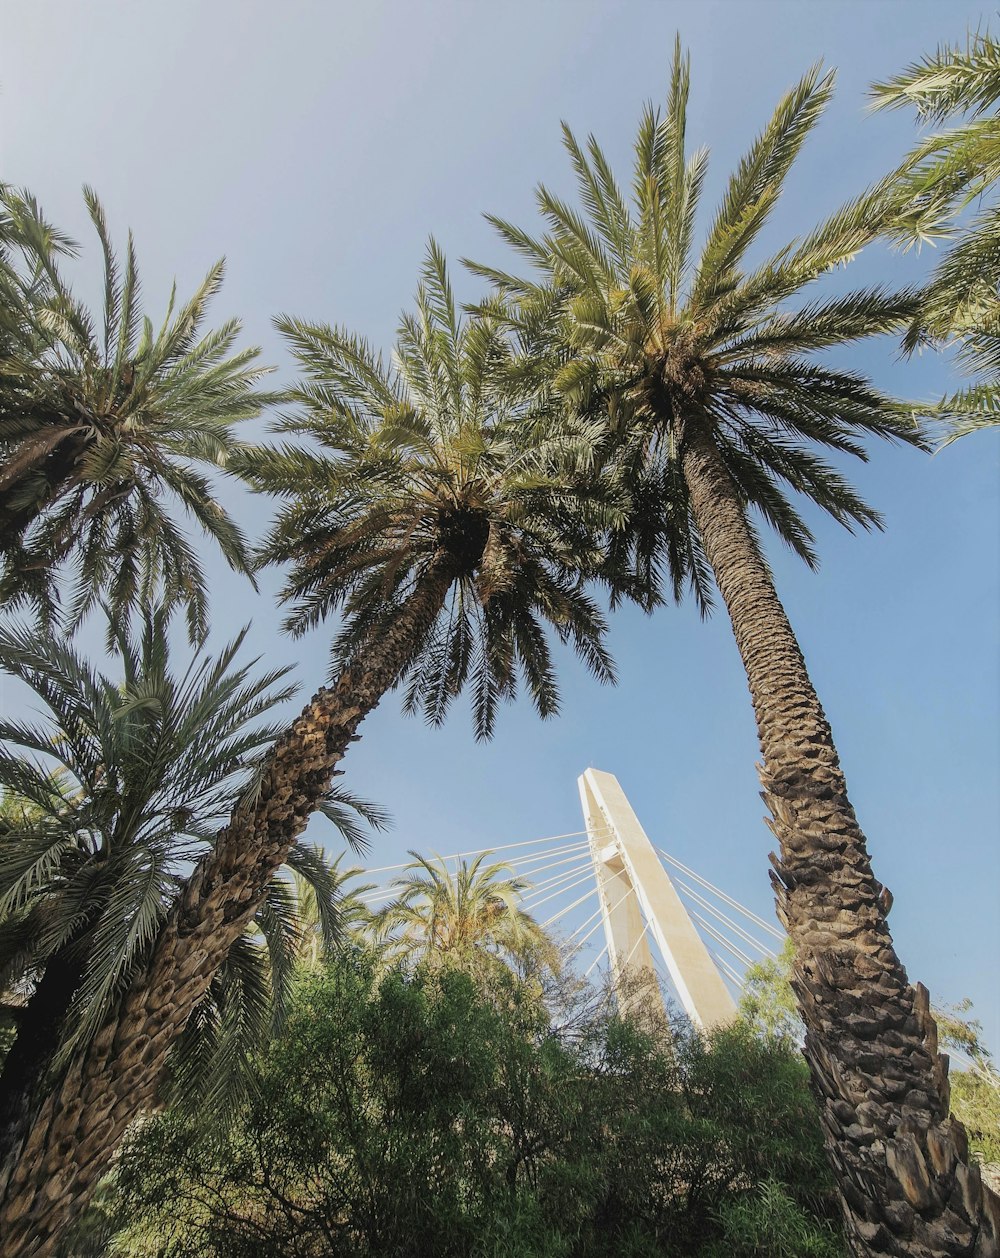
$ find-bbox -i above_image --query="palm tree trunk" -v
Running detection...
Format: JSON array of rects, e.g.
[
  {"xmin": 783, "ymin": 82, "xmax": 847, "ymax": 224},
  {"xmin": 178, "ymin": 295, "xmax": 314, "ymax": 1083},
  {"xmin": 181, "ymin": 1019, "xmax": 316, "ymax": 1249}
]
[
  {"xmin": 0, "ymin": 949, "xmax": 85, "ymax": 1167},
  {"xmin": 0, "ymin": 425, "xmax": 87, "ymax": 497},
  {"xmin": 681, "ymin": 422, "xmax": 999, "ymax": 1258},
  {"xmin": 0, "ymin": 427, "xmax": 90, "ymax": 542},
  {"xmin": 0, "ymin": 555, "xmax": 457, "ymax": 1256}
]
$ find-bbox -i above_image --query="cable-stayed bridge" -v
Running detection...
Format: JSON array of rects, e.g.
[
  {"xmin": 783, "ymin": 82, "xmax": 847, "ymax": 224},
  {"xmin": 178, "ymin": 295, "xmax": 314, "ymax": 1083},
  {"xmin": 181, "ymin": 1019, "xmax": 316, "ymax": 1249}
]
[{"xmin": 357, "ymin": 768, "xmax": 784, "ymax": 1025}]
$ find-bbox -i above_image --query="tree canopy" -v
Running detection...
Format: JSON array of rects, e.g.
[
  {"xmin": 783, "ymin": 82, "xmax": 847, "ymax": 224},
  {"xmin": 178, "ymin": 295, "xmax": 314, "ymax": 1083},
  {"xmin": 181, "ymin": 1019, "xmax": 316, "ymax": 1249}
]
[
  {"xmin": 241, "ymin": 243, "xmax": 624, "ymax": 739},
  {"xmin": 469, "ymin": 42, "xmax": 921, "ymax": 608},
  {"xmin": 373, "ymin": 850, "xmax": 560, "ymax": 980}
]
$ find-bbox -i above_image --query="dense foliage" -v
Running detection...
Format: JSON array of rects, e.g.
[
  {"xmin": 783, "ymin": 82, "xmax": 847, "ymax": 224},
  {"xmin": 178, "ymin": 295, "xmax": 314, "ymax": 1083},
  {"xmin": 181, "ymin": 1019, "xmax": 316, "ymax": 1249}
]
[{"xmin": 84, "ymin": 951, "xmax": 846, "ymax": 1258}]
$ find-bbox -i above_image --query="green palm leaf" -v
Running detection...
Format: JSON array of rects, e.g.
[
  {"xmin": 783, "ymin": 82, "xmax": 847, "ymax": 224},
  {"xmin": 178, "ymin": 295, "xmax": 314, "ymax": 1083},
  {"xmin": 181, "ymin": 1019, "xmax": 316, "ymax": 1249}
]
[
  {"xmin": 473, "ymin": 41, "xmax": 921, "ymax": 606},
  {"xmin": 373, "ymin": 850, "xmax": 559, "ymax": 978}
]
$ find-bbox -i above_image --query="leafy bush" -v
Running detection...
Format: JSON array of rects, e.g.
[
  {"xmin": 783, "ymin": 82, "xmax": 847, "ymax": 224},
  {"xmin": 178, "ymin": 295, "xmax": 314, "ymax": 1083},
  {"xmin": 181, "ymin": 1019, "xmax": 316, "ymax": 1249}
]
[{"xmin": 83, "ymin": 949, "xmax": 845, "ymax": 1257}]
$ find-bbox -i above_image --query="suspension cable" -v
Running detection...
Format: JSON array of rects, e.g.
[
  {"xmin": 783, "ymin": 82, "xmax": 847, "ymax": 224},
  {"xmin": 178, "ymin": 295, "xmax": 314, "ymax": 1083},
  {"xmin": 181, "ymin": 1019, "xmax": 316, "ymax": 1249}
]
[
  {"xmin": 507, "ymin": 840, "xmax": 591, "ymax": 869},
  {"xmin": 621, "ymin": 914, "xmax": 653, "ymax": 969},
  {"xmin": 584, "ymin": 940, "xmax": 609, "ymax": 978},
  {"xmin": 571, "ymin": 878, "xmax": 640, "ymax": 963},
  {"xmin": 525, "ymin": 866, "xmax": 600, "ymax": 913},
  {"xmin": 565, "ymin": 910, "xmax": 608, "ymax": 954},
  {"xmin": 541, "ymin": 880, "xmax": 600, "ymax": 929},
  {"xmin": 361, "ymin": 829, "xmax": 601, "ymax": 877},
  {"xmin": 672, "ymin": 878, "xmax": 776, "ymax": 959},
  {"xmin": 516, "ymin": 853, "xmax": 595, "ymax": 897},
  {"xmin": 566, "ymin": 898, "xmax": 609, "ymax": 944},
  {"xmin": 690, "ymin": 914, "xmax": 755, "ymax": 968},
  {"xmin": 707, "ymin": 946, "xmax": 745, "ymax": 991},
  {"xmin": 658, "ymin": 848, "xmax": 783, "ymax": 940}
]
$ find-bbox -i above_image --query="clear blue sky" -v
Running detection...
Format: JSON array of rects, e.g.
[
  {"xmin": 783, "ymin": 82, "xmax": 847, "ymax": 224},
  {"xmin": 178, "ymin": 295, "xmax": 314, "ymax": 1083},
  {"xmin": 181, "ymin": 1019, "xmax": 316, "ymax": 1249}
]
[{"xmin": 3, "ymin": 1, "xmax": 998, "ymax": 1049}]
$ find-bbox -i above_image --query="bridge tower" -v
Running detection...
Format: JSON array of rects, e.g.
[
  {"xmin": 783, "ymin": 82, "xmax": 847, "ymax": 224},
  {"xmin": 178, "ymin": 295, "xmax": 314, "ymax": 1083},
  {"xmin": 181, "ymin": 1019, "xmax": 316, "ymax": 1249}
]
[{"xmin": 578, "ymin": 768, "xmax": 736, "ymax": 1029}]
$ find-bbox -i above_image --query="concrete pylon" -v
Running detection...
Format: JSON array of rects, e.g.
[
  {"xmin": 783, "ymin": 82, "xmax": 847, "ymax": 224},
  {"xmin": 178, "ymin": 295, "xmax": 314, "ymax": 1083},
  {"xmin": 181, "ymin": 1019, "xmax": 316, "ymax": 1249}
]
[{"xmin": 578, "ymin": 768, "xmax": 736, "ymax": 1030}]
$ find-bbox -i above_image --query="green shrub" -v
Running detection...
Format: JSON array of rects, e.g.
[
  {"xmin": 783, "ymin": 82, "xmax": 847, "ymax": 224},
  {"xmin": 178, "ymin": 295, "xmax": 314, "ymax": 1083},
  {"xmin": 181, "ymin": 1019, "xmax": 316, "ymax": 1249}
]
[{"xmin": 82, "ymin": 949, "xmax": 845, "ymax": 1257}]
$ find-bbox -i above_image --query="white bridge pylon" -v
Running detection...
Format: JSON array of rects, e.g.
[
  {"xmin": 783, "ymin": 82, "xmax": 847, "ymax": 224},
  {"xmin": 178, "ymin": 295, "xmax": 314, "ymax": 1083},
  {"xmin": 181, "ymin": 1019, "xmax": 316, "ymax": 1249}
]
[{"xmin": 579, "ymin": 768, "xmax": 737, "ymax": 1030}]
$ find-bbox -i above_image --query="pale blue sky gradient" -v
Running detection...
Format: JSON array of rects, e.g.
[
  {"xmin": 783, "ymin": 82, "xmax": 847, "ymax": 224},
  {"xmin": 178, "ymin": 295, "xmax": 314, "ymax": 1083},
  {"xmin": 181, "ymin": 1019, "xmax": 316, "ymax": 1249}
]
[{"xmin": 3, "ymin": 1, "xmax": 998, "ymax": 1047}]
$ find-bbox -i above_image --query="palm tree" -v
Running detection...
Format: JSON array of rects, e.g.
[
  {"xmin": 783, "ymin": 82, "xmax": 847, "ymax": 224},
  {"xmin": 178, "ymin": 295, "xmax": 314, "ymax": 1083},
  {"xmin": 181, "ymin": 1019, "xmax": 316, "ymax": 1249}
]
[
  {"xmin": 0, "ymin": 247, "xmax": 622, "ymax": 1254},
  {"xmin": 373, "ymin": 851, "xmax": 558, "ymax": 979},
  {"xmin": 0, "ymin": 609, "xmax": 379, "ymax": 1241},
  {"xmin": 0, "ymin": 187, "xmax": 270, "ymax": 637},
  {"xmin": 470, "ymin": 45, "xmax": 997, "ymax": 1256},
  {"xmin": 872, "ymin": 30, "xmax": 1000, "ymax": 444}
]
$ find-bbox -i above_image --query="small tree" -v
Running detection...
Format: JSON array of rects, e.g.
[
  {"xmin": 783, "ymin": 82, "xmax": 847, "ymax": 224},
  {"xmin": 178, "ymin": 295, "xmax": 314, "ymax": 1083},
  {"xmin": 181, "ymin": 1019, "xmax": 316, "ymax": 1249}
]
[
  {"xmin": 740, "ymin": 938, "xmax": 803, "ymax": 1044},
  {"xmin": 933, "ymin": 1001, "xmax": 1000, "ymax": 1171},
  {"xmin": 373, "ymin": 851, "xmax": 560, "ymax": 981}
]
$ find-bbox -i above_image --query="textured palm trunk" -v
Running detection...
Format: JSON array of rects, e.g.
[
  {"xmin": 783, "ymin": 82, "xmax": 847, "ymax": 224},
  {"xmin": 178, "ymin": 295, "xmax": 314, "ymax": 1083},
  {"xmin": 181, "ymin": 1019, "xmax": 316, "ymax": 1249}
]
[
  {"xmin": 0, "ymin": 556, "xmax": 457, "ymax": 1256},
  {"xmin": 681, "ymin": 423, "xmax": 998, "ymax": 1258}
]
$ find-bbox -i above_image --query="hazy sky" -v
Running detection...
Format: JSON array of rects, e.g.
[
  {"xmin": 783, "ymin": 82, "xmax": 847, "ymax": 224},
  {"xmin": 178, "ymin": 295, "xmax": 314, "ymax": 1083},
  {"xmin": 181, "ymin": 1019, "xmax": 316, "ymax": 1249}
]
[{"xmin": 3, "ymin": 1, "xmax": 998, "ymax": 1048}]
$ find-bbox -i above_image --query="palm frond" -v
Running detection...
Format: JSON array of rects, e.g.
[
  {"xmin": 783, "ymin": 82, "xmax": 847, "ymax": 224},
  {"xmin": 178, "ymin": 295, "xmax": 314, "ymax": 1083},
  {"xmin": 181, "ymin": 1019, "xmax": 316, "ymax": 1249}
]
[
  {"xmin": 470, "ymin": 45, "xmax": 920, "ymax": 612},
  {"xmin": 871, "ymin": 29, "xmax": 1000, "ymax": 442}
]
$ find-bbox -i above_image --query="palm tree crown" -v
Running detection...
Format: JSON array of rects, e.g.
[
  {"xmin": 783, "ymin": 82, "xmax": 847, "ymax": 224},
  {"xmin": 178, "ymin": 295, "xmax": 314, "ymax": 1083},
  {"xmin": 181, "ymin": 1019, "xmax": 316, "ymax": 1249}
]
[
  {"xmin": 0, "ymin": 187, "xmax": 272, "ymax": 637},
  {"xmin": 373, "ymin": 851, "xmax": 557, "ymax": 976},
  {"xmin": 470, "ymin": 45, "xmax": 921, "ymax": 606},
  {"xmin": 242, "ymin": 242, "xmax": 619, "ymax": 738}
]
